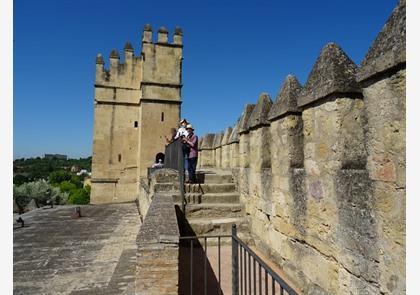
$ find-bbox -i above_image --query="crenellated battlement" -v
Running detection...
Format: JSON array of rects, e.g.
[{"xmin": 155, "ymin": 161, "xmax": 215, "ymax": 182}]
[
  {"xmin": 141, "ymin": 24, "xmax": 183, "ymax": 46},
  {"xmin": 197, "ymin": 1, "xmax": 405, "ymax": 293},
  {"xmin": 94, "ymin": 44, "xmax": 142, "ymax": 93},
  {"xmin": 140, "ymin": 25, "xmax": 184, "ymax": 96},
  {"xmin": 94, "ymin": 24, "xmax": 183, "ymax": 105}
]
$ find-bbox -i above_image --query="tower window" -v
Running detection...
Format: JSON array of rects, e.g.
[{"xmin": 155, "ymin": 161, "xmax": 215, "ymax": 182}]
[
  {"xmin": 134, "ymin": 121, "xmax": 138, "ymax": 128},
  {"xmin": 118, "ymin": 154, "xmax": 121, "ymax": 162},
  {"xmin": 161, "ymin": 112, "xmax": 164, "ymax": 122}
]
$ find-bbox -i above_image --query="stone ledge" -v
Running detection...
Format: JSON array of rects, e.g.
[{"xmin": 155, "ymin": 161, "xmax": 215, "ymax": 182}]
[{"xmin": 137, "ymin": 193, "xmax": 179, "ymax": 247}]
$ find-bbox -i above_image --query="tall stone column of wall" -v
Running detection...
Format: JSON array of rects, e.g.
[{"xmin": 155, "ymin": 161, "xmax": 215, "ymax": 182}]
[
  {"xmin": 197, "ymin": 137, "xmax": 203, "ymax": 168},
  {"xmin": 198, "ymin": 133, "xmax": 215, "ymax": 168},
  {"xmin": 247, "ymin": 93, "xmax": 273, "ymax": 236},
  {"xmin": 265, "ymin": 75, "xmax": 306, "ymax": 257},
  {"xmin": 213, "ymin": 132, "xmax": 224, "ymax": 168},
  {"xmin": 356, "ymin": 1, "xmax": 405, "ymax": 293},
  {"xmin": 221, "ymin": 127, "xmax": 233, "ymax": 168},
  {"xmin": 227, "ymin": 123, "xmax": 240, "ymax": 168},
  {"xmin": 237, "ymin": 104, "xmax": 255, "ymax": 213},
  {"xmin": 296, "ymin": 43, "xmax": 369, "ymax": 293}
]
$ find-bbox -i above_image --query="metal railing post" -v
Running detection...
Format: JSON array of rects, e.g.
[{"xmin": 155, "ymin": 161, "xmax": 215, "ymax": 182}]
[{"xmin": 232, "ymin": 224, "xmax": 239, "ymax": 295}]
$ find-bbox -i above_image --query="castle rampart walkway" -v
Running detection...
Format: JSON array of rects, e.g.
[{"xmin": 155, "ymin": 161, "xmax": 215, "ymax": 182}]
[{"xmin": 13, "ymin": 203, "xmax": 141, "ymax": 295}]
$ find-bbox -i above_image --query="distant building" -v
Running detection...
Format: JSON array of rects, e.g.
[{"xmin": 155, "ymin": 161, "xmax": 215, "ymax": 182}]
[
  {"xmin": 77, "ymin": 169, "xmax": 91, "ymax": 176},
  {"xmin": 44, "ymin": 154, "xmax": 67, "ymax": 160}
]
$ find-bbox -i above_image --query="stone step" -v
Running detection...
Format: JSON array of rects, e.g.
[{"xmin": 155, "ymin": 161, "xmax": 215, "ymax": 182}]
[
  {"xmin": 182, "ymin": 192, "xmax": 240, "ymax": 204},
  {"xmin": 196, "ymin": 172, "xmax": 234, "ymax": 184},
  {"xmin": 185, "ymin": 203, "xmax": 244, "ymax": 219},
  {"xmin": 154, "ymin": 182, "xmax": 179, "ymax": 193},
  {"xmin": 187, "ymin": 217, "xmax": 248, "ymax": 236},
  {"xmin": 184, "ymin": 183, "xmax": 236, "ymax": 194}
]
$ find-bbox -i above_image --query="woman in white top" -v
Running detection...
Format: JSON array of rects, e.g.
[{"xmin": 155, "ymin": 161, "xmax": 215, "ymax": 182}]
[
  {"xmin": 175, "ymin": 118, "xmax": 190, "ymax": 172},
  {"xmin": 175, "ymin": 118, "xmax": 189, "ymax": 139}
]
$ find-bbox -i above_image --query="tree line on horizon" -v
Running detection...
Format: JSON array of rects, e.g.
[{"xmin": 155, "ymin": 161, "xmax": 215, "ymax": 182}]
[{"xmin": 13, "ymin": 156, "xmax": 92, "ymax": 210}]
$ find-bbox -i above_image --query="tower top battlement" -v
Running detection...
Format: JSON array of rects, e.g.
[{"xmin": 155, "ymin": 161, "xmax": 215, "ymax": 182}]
[
  {"xmin": 94, "ymin": 24, "xmax": 183, "ymax": 90},
  {"xmin": 141, "ymin": 24, "xmax": 183, "ymax": 46}
]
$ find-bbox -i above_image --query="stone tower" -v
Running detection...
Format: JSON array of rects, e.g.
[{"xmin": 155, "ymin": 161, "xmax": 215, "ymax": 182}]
[{"xmin": 91, "ymin": 25, "xmax": 183, "ymax": 204}]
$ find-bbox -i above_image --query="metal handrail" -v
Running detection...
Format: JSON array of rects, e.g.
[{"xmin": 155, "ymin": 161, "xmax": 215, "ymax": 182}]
[
  {"xmin": 232, "ymin": 227, "xmax": 297, "ymax": 295},
  {"xmin": 179, "ymin": 234, "xmax": 232, "ymax": 240},
  {"xmin": 179, "ymin": 225, "xmax": 298, "ymax": 295}
]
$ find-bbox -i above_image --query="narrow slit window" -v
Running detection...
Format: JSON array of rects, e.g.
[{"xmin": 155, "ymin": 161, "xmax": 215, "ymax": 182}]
[
  {"xmin": 118, "ymin": 154, "xmax": 121, "ymax": 162},
  {"xmin": 134, "ymin": 121, "xmax": 138, "ymax": 128},
  {"xmin": 161, "ymin": 112, "xmax": 164, "ymax": 122}
]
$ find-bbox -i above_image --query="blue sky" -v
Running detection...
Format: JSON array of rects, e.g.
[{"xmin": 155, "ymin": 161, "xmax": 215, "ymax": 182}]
[{"xmin": 13, "ymin": 0, "xmax": 397, "ymax": 159}]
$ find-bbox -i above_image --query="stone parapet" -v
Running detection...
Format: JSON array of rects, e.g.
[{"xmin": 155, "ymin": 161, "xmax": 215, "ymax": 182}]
[
  {"xmin": 238, "ymin": 104, "xmax": 255, "ymax": 134},
  {"xmin": 212, "ymin": 131, "xmax": 224, "ymax": 149},
  {"xmin": 269, "ymin": 74, "xmax": 305, "ymax": 252},
  {"xmin": 268, "ymin": 75, "xmax": 302, "ymax": 121},
  {"xmin": 226, "ymin": 123, "xmax": 240, "ymax": 168},
  {"xmin": 247, "ymin": 93, "xmax": 273, "ymax": 130},
  {"xmin": 201, "ymin": 2, "xmax": 405, "ymax": 292},
  {"xmin": 200, "ymin": 133, "xmax": 216, "ymax": 150},
  {"xmin": 297, "ymin": 43, "xmax": 361, "ymax": 109},
  {"xmin": 356, "ymin": 1, "xmax": 406, "ymax": 293},
  {"xmin": 221, "ymin": 127, "xmax": 232, "ymax": 146},
  {"xmin": 135, "ymin": 193, "xmax": 180, "ymax": 295},
  {"xmin": 357, "ymin": 0, "xmax": 405, "ymax": 84},
  {"xmin": 212, "ymin": 131, "xmax": 224, "ymax": 167},
  {"xmin": 221, "ymin": 127, "xmax": 233, "ymax": 168},
  {"xmin": 227, "ymin": 123, "xmax": 239, "ymax": 144},
  {"xmin": 199, "ymin": 133, "xmax": 216, "ymax": 168}
]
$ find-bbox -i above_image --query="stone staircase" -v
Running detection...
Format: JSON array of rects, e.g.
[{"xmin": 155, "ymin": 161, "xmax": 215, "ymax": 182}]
[
  {"xmin": 183, "ymin": 169, "xmax": 252, "ymax": 243},
  {"xmin": 150, "ymin": 168, "xmax": 253, "ymax": 244}
]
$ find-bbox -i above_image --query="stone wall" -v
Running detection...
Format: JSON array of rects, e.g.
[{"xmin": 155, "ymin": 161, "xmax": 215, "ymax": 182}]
[
  {"xmin": 197, "ymin": 1, "xmax": 405, "ymax": 293},
  {"xmin": 136, "ymin": 193, "xmax": 179, "ymax": 295},
  {"xmin": 135, "ymin": 169, "xmax": 181, "ymax": 295}
]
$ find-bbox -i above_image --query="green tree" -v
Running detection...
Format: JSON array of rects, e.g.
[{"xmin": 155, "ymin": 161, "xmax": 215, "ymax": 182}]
[
  {"xmin": 13, "ymin": 183, "xmax": 32, "ymax": 210},
  {"xmin": 13, "ymin": 180, "xmax": 69, "ymax": 209},
  {"xmin": 49, "ymin": 170, "xmax": 72, "ymax": 185},
  {"xmin": 59, "ymin": 181, "xmax": 77, "ymax": 193},
  {"xmin": 28, "ymin": 179, "xmax": 54, "ymax": 206},
  {"xmin": 70, "ymin": 175, "xmax": 83, "ymax": 188},
  {"xmin": 68, "ymin": 186, "xmax": 90, "ymax": 205},
  {"xmin": 51, "ymin": 186, "xmax": 68, "ymax": 205},
  {"xmin": 13, "ymin": 174, "xmax": 29, "ymax": 186}
]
